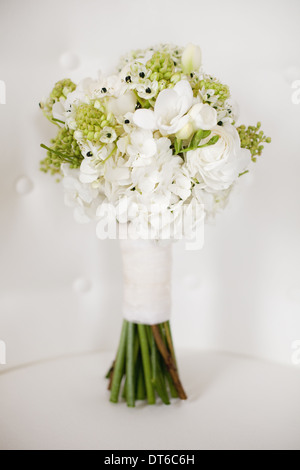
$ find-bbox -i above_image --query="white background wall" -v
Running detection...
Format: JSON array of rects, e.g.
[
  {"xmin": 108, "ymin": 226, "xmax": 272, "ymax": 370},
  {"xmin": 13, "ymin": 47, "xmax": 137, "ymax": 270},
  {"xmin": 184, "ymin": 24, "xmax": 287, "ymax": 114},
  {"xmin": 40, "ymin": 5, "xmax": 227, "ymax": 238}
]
[{"xmin": 0, "ymin": 0, "xmax": 299, "ymax": 369}]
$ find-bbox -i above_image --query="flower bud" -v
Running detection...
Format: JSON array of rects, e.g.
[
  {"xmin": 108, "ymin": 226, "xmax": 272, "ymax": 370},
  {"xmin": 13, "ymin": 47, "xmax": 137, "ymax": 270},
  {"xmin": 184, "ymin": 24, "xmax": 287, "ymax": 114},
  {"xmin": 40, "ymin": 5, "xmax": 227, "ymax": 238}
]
[
  {"xmin": 181, "ymin": 44, "xmax": 202, "ymax": 74},
  {"xmin": 176, "ymin": 122, "xmax": 194, "ymax": 140}
]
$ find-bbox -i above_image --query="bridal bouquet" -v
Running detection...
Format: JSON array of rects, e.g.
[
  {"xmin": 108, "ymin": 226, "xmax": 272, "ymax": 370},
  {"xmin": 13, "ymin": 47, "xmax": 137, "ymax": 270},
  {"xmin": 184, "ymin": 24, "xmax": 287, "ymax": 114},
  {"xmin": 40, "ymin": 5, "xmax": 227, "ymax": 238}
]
[{"xmin": 40, "ymin": 43, "xmax": 270, "ymax": 406}]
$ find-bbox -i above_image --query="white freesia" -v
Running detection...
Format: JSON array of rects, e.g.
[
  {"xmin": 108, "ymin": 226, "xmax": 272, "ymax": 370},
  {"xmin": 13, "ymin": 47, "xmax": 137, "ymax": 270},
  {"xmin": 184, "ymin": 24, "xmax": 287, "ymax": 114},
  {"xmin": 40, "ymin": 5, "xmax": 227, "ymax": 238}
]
[
  {"xmin": 175, "ymin": 122, "xmax": 194, "ymax": 140},
  {"xmin": 188, "ymin": 103, "xmax": 218, "ymax": 130},
  {"xmin": 181, "ymin": 44, "xmax": 202, "ymax": 73},
  {"xmin": 186, "ymin": 123, "xmax": 251, "ymax": 191},
  {"xmin": 133, "ymin": 80, "xmax": 194, "ymax": 136}
]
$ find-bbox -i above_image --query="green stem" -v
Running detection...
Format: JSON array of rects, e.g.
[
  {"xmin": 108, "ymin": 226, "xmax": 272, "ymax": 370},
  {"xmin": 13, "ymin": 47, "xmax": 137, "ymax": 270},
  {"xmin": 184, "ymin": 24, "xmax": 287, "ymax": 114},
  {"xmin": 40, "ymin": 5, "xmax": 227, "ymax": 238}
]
[
  {"xmin": 100, "ymin": 145, "xmax": 116, "ymax": 165},
  {"xmin": 105, "ymin": 362, "xmax": 114, "ymax": 379},
  {"xmin": 126, "ymin": 323, "xmax": 135, "ymax": 407},
  {"xmin": 122, "ymin": 329, "xmax": 140, "ymax": 399},
  {"xmin": 110, "ymin": 321, "xmax": 128, "ymax": 403},
  {"xmin": 138, "ymin": 324, "xmax": 155, "ymax": 405},
  {"xmin": 164, "ymin": 321, "xmax": 177, "ymax": 367},
  {"xmin": 51, "ymin": 117, "xmax": 65, "ymax": 124},
  {"xmin": 40, "ymin": 144, "xmax": 73, "ymax": 162},
  {"xmin": 136, "ymin": 355, "xmax": 146, "ymax": 401},
  {"xmin": 151, "ymin": 334, "xmax": 170, "ymax": 405},
  {"xmin": 159, "ymin": 324, "xmax": 178, "ymax": 398}
]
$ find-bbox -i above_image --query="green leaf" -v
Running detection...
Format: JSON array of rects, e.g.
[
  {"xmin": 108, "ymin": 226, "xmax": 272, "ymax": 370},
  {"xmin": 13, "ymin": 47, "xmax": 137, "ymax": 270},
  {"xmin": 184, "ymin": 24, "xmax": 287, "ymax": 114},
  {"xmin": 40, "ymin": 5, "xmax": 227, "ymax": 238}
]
[
  {"xmin": 190, "ymin": 129, "xmax": 204, "ymax": 148},
  {"xmin": 239, "ymin": 170, "xmax": 249, "ymax": 177},
  {"xmin": 190, "ymin": 130, "xmax": 212, "ymax": 149},
  {"xmin": 174, "ymin": 138, "xmax": 181, "ymax": 155},
  {"xmin": 201, "ymin": 130, "xmax": 212, "ymax": 139},
  {"xmin": 198, "ymin": 135, "xmax": 220, "ymax": 148}
]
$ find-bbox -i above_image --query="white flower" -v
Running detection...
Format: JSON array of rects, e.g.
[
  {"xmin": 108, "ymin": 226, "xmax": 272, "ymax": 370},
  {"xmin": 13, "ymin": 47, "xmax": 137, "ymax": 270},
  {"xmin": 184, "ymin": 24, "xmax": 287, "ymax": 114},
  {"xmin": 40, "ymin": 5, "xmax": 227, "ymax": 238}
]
[
  {"xmin": 52, "ymin": 101, "xmax": 66, "ymax": 122},
  {"xmin": 92, "ymin": 73, "xmax": 125, "ymax": 98},
  {"xmin": 62, "ymin": 164, "xmax": 100, "ymax": 223},
  {"xmin": 169, "ymin": 172, "xmax": 191, "ymax": 201},
  {"xmin": 126, "ymin": 129, "xmax": 157, "ymax": 160},
  {"xmin": 135, "ymin": 79, "xmax": 158, "ymax": 99},
  {"xmin": 133, "ymin": 80, "xmax": 194, "ymax": 136},
  {"xmin": 99, "ymin": 127, "xmax": 117, "ymax": 144},
  {"xmin": 107, "ymin": 91, "xmax": 136, "ymax": 116},
  {"xmin": 175, "ymin": 122, "xmax": 194, "ymax": 140},
  {"xmin": 64, "ymin": 78, "xmax": 95, "ymax": 111},
  {"xmin": 186, "ymin": 123, "xmax": 251, "ymax": 191},
  {"xmin": 193, "ymin": 185, "xmax": 232, "ymax": 218},
  {"xmin": 181, "ymin": 44, "xmax": 202, "ymax": 74},
  {"xmin": 79, "ymin": 146, "xmax": 110, "ymax": 184},
  {"xmin": 188, "ymin": 103, "xmax": 218, "ymax": 130}
]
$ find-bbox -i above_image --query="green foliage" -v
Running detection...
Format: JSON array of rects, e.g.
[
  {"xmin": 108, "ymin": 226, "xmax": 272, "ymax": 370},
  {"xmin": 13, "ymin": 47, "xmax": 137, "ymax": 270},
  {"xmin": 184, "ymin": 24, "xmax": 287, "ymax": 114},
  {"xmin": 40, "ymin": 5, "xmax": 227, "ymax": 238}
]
[
  {"xmin": 40, "ymin": 78, "xmax": 76, "ymax": 117},
  {"xmin": 40, "ymin": 127, "xmax": 83, "ymax": 177},
  {"xmin": 75, "ymin": 102, "xmax": 115, "ymax": 142},
  {"xmin": 237, "ymin": 122, "xmax": 271, "ymax": 162}
]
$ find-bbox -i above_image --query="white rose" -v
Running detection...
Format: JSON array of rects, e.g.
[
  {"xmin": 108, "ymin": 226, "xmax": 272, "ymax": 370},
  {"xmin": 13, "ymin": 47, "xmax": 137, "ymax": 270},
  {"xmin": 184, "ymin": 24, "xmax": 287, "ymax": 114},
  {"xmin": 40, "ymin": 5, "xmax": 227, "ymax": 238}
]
[
  {"xmin": 188, "ymin": 103, "xmax": 218, "ymax": 131},
  {"xmin": 186, "ymin": 123, "xmax": 251, "ymax": 191}
]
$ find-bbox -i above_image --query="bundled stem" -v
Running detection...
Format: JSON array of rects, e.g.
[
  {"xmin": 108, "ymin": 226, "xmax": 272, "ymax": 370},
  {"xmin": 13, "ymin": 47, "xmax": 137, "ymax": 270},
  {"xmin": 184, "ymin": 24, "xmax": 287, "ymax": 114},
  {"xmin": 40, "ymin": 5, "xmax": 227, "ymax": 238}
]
[{"xmin": 107, "ymin": 320, "xmax": 187, "ymax": 407}]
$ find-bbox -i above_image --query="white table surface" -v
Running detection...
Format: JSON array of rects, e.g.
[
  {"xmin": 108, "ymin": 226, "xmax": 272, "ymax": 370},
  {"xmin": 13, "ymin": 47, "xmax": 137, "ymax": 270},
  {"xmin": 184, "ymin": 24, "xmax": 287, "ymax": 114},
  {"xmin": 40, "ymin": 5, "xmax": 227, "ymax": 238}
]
[{"xmin": 0, "ymin": 350, "xmax": 299, "ymax": 450}]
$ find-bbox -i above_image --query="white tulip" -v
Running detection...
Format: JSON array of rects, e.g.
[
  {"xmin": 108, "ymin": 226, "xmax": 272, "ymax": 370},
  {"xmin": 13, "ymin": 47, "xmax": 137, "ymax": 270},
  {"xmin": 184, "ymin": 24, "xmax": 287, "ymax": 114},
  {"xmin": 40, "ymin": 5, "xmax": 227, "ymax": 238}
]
[{"xmin": 181, "ymin": 44, "xmax": 202, "ymax": 74}]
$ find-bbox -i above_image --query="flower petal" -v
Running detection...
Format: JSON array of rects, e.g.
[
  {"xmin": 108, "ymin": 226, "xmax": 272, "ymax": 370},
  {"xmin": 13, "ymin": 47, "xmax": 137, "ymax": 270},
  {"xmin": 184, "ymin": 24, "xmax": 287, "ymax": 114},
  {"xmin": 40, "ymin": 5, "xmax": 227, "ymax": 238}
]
[
  {"xmin": 133, "ymin": 109, "xmax": 157, "ymax": 130},
  {"xmin": 154, "ymin": 89, "xmax": 178, "ymax": 120}
]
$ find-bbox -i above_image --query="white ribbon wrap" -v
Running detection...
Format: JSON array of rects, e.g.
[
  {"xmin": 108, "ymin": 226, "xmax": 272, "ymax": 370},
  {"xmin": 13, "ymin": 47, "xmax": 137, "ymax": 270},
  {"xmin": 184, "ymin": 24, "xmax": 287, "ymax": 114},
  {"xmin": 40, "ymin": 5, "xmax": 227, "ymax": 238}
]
[{"xmin": 120, "ymin": 239, "xmax": 172, "ymax": 325}]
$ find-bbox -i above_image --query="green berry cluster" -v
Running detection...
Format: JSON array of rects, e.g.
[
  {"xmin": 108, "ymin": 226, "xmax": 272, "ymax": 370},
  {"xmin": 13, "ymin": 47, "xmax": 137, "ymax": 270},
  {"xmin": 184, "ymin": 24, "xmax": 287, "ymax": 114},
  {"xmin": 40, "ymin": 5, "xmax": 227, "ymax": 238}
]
[
  {"xmin": 75, "ymin": 103, "xmax": 115, "ymax": 142},
  {"xmin": 237, "ymin": 122, "xmax": 271, "ymax": 161},
  {"xmin": 40, "ymin": 127, "xmax": 83, "ymax": 177},
  {"xmin": 40, "ymin": 78, "xmax": 76, "ymax": 116},
  {"xmin": 50, "ymin": 78, "xmax": 76, "ymax": 103},
  {"xmin": 146, "ymin": 52, "xmax": 176, "ymax": 80},
  {"xmin": 194, "ymin": 76, "xmax": 230, "ymax": 105},
  {"xmin": 144, "ymin": 52, "xmax": 182, "ymax": 92}
]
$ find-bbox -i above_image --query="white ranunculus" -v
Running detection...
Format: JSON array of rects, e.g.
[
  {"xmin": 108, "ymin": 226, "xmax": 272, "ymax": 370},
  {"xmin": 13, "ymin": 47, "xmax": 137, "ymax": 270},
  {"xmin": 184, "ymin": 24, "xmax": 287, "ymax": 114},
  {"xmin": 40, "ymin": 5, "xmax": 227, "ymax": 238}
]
[
  {"xmin": 188, "ymin": 103, "xmax": 218, "ymax": 130},
  {"xmin": 186, "ymin": 123, "xmax": 251, "ymax": 191},
  {"xmin": 181, "ymin": 44, "xmax": 202, "ymax": 74},
  {"xmin": 133, "ymin": 80, "xmax": 194, "ymax": 136}
]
